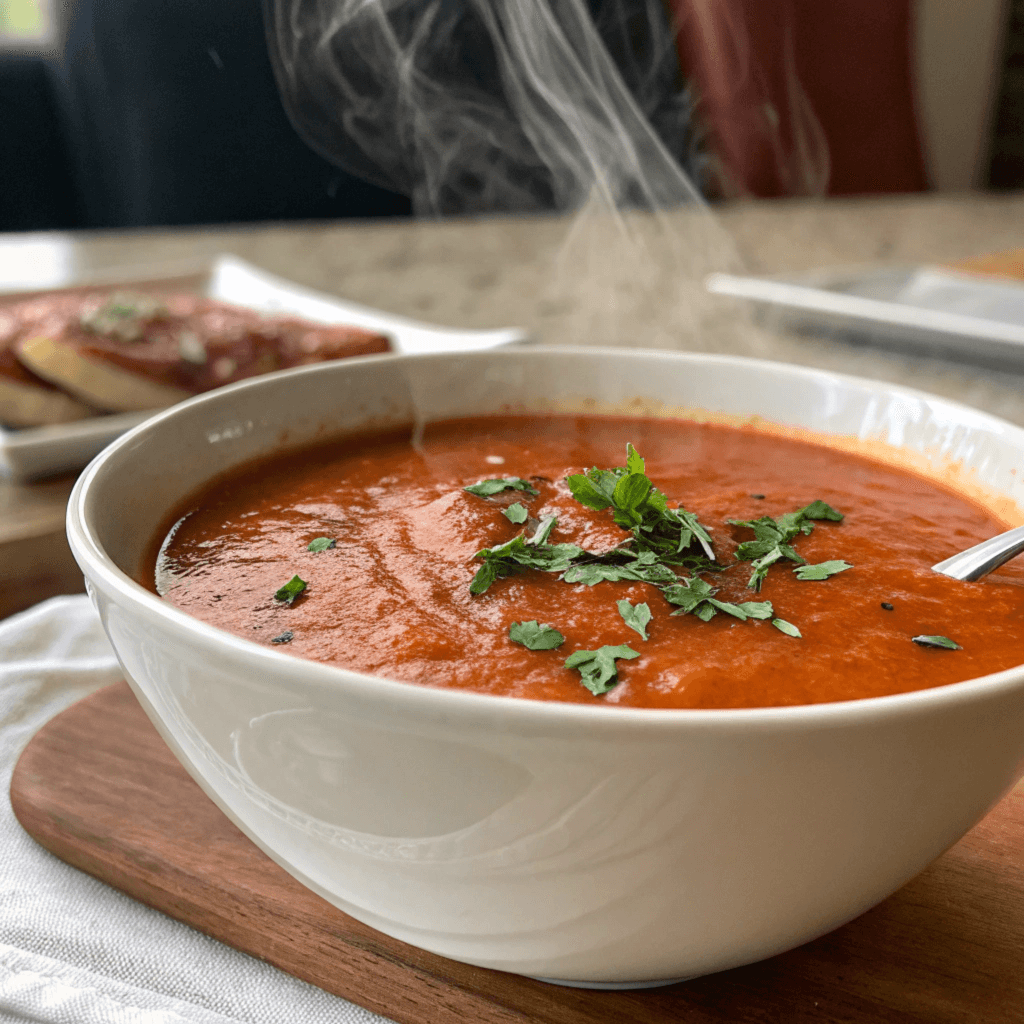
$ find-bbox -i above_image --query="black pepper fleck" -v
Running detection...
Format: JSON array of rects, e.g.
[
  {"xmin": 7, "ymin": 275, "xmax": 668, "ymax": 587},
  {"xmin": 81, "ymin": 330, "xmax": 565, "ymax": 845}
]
[
  {"xmin": 751, "ymin": 493, "xmax": 765, "ymax": 500},
  {"xmin": 271, "ymin": 631, "xmax": 294, "ymax": 644},
  {"xmin": 881, "ymin": 602, "xmax": 894, "ymax": 611}
]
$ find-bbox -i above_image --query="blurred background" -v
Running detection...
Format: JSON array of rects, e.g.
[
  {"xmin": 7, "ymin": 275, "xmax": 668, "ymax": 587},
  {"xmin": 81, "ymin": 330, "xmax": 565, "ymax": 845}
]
[{"xmin": 2, "ymin": 0, "xmax": 1023, "ymax": 233}]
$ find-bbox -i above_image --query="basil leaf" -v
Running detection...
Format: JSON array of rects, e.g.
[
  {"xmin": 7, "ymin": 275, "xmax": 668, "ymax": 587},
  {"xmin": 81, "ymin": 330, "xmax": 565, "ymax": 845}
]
[
  {"xmin": 274, "ymin": 575, "xmax": 307, "ymax": 604},
  {"xmin": 912, "ymin": 634, "xmax": 961, "ymax": 650},
  {"xmin": 772, "ymin": 618, "xmax": 801, "ymax": 637},
  {"xmin": 617, "ymin": 600, "xmax": 652, "ymax": 640},
  {"xmin": 307, "ymin": 537, "xmax": 336, "ymax": 553},
  {"xmin": 564, "ymin": 644, "xmax": 640, "ymax": 695},
  {"xmin": 625, "ymin": 443, "xmax": 645, "ymax": 475},
  {"xmin": 793, "ymin": 559, "xmax": 853, "ymax": 581},
  {"xmin": 503, "ymin": 503, "xmax": 529, "ymax": 525},
  {"xmin": 464, "ymin": 478, "xmax": 539, "ymax": 498},
  {"xmin": 509, "ymin": 620, "xmax": 565, "ymax": 650}
]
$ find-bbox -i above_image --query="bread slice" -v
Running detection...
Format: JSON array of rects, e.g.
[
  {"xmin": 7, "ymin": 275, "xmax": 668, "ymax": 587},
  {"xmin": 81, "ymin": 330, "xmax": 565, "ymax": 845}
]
[
  {"xmin": 0, "ymin": 302, "xmax": 94, "ymax": 427},
  {"xmin": 15, "ymin": 292, "xmax": 392, "ymax": 414}
]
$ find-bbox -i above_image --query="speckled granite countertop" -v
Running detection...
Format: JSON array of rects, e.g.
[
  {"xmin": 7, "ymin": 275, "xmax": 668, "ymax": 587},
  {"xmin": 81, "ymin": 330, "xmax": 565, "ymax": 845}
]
[{"xmin": 3, "ymin": 191, "xmax": 1024, "ymax": 616}]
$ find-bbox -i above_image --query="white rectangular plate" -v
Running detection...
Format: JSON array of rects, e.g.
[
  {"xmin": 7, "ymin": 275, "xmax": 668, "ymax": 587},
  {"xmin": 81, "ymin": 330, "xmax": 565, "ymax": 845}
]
[
  {"xmin": 1, "ymin": 255, "xmax": 528, "ymax": 480},
  {"xmin": 706, "ymin": 265, "xmax": 1024, "ymax": 367}
]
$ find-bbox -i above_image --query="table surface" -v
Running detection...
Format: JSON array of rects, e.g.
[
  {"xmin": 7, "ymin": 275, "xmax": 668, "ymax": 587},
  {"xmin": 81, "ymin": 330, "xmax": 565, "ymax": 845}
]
[{"xmin": 5, "ymin": 190, "xmax": 1024, "ymax": 619}]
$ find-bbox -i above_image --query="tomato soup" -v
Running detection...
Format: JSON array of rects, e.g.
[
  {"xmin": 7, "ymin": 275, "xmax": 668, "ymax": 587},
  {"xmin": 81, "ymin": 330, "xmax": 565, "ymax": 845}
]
[{"xmin": 151, "ymin": 415, "xmax": 1024, "ymax": 709}]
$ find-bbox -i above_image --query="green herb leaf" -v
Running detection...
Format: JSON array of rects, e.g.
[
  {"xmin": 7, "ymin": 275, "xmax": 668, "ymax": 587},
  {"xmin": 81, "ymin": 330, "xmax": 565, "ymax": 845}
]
[
  {"xmin": 469, "ymin": 560, "xmax": 501, "ymax": 595},
  {"xmin": 471, "ymin": 534, "xmax": 586, "ymax": 594},
  {"xmin": 793, "ymin": 559, "xmax": 853, "ymax": 581},
  {"xmin": 509, "ymin": 620, "xmax": 565, "ymax": 650},
  {"xmin": 912, "ymin": 634, "xmax": 961, "ymax": 650},
  {"xmin": 617, "ymin": 600, "xmax": 652, "ymax": 640},
  {"xmin": 663, "ymin": 575, "xmax": 716, "ymax": 614},
  {"xmin": 307, "ymin": 537, "xmax": 336, "ymax": 553},
  {"xmin": 731, "ymin": 500, "xmax": 844, "ymax": 590},
  {"xmin": 564, "ymin": 644, "xmax": 640, "ymax": 695},
  {"xmin": 735, "ymin": 600, "xmax": 774, "ymax": 620},
  {"xmin": 526, "ymin": 515, "xmax": 557, "ymax": 546},
  {"xmin": 566, "ymin": 446, "xmax": 715, "ymax": 563},
  {"xmin": 566, "ymin": 473, "xmax": 614, "ymax": 511},
  {"xmin": 562, "ymin": 549, "xmax": 677, "ymax": 587},
  {"xmin": 503, "ymin": 503, "xmax": 529, "ymax": 524},
  {"xmin": 799, "ymin": 499, "xmax": 844, "ymax": 522},
  {"xmin": 274, "ymin": 575, "xmax": 307, "ymax": 604},
  {"xmin": 464, "ymin": 478, "xmax": 539, "ymax": 498},
  {"xmin": 772, "ymin": 618, "xmax": 801, "ymax": 637}
]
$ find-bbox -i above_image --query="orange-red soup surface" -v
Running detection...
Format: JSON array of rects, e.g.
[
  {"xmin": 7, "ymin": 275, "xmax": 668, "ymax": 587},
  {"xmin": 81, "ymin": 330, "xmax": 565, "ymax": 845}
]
[{"xmin": 152, "ymin": 415, "xmax": 1024, "ymax": 709}]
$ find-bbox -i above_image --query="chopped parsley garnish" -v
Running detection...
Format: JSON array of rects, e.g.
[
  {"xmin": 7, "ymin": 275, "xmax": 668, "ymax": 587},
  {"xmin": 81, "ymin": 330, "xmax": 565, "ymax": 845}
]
[
  {"xmin": 663, "ymin": 576, "xmax": 774, "ymax": 622},
  {"xmin": 503, "ymin": 503, "xmax": 529, "ymax": 524},
  {"xmin": 772, "ymin": 618, "xmax": 802, "ymax": 637},
  {"xmin": 307, "ymin": 537, "xmax": 336, "ymax": 552},
  {"xmin": 509, "ymin": 620, "xmax": 565, "ymax": 650},
  {"xmin": 730, "ymin": 500, "xmax": 844, "ymax": 591},
  {"xmin": 527, "ymin": 515, "xmax": 557, "ymax": 546},
  {"xmin": 470, "ymin": 530, "xmax": 585, "ymax": 595},
  {"xmin": 793, "ymin": 559, "xmax": 853, "ymax": 581},
  {"xmin": 274, "ymin": 575, "xmax": 307, "ymax": 604},
  {"xmin": 464, "ymin": 478, "xmax": 539, "ymax": 498},
  {"xmin": 912, "ymin": 635, "xmax": 961, "ymax": 650},
  {"xmin": 564, "ymin": 644, "xmax": 640, "ymax": 695},
  {"xmin": 566, "ymin": 444, "xmax": 715, "ymax": 563},
  {"xmin": 562, "ymin": 549, "xmax": 677, "ymax": 587},
  {"xmin": 617, "ymin": 600, "xmax": 652, "ymax": 640}
]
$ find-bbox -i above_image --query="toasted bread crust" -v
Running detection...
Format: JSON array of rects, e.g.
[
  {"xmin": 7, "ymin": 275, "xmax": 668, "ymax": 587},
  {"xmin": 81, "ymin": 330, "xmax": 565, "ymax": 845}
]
[
  {"xmin": 0, "ymin": 373, "xmax": 93, "ymax": 427},
  {"xmin": 17, "ymin": 333, "xmax": 193, "ymax": 413}
]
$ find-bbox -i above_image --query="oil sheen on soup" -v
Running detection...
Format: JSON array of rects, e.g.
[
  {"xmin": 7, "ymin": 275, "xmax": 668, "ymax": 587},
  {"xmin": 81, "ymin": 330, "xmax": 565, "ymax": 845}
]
[{"xmin": 152, "ymin": 415, "xmax": 1024, "ymax": 709}]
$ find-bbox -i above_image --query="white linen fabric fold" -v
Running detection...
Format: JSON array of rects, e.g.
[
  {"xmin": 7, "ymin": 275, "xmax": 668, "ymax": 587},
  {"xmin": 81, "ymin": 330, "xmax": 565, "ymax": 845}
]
[{"xmin": 0, "ymin": 596, "xmax": 393, "ymax": 1024}]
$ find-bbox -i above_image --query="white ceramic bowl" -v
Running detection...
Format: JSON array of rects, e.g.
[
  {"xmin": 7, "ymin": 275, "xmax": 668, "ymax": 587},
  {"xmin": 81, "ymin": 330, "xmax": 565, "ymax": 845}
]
[{"xmin": 67, "ymin": 349, "xmax": 1024, "ymax": 987}]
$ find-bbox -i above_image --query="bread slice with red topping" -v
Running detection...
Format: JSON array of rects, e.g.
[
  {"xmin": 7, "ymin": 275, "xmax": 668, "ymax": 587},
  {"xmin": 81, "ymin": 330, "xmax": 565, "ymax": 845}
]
[
  {"xmin": 15, "ymin": 292, "xmax": 392, "ymax": 413},
  {"xmin": 0, "ymin": 298, "xmax": 95, "ymax": 427}
]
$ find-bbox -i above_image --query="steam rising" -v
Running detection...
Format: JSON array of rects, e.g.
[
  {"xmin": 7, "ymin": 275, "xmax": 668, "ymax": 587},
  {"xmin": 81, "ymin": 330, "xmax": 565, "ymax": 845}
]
[{"xmin": 264, "ymin": 0, "xmax": 707, "ymax": 217}]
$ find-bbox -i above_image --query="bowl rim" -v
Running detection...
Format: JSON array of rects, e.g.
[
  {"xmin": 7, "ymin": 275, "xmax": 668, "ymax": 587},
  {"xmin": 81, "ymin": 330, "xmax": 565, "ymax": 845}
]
[{"xmin": 67, "ymin": 345, "xmax": 1024, "ymax": 735}]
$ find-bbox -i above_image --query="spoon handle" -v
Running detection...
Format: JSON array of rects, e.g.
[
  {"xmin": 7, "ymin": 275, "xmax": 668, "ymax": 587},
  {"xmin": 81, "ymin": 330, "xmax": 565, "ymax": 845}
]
[{"xmin": 932, "ymin": 524, "xmax": 1024, "ymax": 581}]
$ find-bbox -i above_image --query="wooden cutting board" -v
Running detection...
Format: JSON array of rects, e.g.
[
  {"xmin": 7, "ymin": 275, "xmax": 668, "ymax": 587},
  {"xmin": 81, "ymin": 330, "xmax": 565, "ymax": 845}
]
[{"xmin": 10, "ymin": 682, "xmax": 1024, "ymax": 1024}]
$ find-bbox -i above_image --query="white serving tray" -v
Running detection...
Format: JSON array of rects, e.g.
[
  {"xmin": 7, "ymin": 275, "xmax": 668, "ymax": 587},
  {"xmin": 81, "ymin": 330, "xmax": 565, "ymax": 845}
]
[
  {"xmin": 706, "ymin": 264, "xmax": 1024, "ymax": 367},
  {"xmin": 0, "ymin": 255, "xmax": 527, "ymax": 480}
]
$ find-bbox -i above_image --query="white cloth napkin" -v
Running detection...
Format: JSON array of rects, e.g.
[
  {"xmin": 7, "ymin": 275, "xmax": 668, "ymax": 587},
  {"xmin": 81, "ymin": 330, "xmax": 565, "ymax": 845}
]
[{"xmin": 0, "ymin": 596, "xmax": 393, "ymax": 1024}]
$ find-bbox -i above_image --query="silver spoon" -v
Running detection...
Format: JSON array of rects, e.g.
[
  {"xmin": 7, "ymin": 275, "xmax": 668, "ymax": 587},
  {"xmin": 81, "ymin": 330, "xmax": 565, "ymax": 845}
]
[{"xmin": 932, "ymin": 524, "xmax": 1024, "ymax": 581}]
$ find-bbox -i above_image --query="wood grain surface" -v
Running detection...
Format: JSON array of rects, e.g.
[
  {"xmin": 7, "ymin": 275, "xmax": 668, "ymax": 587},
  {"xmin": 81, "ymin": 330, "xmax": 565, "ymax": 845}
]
[
  {"xmin": 0, "ymin": 473, "xmax": 82, "ymax": 620},
  {"xmin": 10, "ymin": 681, "xmax": 1024, "ymax": 1024}
]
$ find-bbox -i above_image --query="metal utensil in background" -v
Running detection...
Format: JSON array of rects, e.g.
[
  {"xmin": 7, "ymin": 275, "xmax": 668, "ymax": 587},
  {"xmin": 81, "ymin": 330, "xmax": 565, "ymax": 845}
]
[{"xmin": 932, "ymin": 524, "xmax": 1024, "ymax": 581}]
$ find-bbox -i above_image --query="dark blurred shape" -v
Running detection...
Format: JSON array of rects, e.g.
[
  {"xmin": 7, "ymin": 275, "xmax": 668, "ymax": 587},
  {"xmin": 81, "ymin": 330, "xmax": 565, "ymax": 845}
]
[
  {"xmin": 265, "ymin": 0, "xmax": 705, "ymax": 216},
  {"xmin": 2, "ymin": 0, "xmax": 411, "ymax": 232},
  {"xmin": 0, "ymin": 54, "xmax": 78, "ymax": 231},
  {"xmin": 987, "ymin": 0, "xmax": 1024, "ymax": 189}
]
